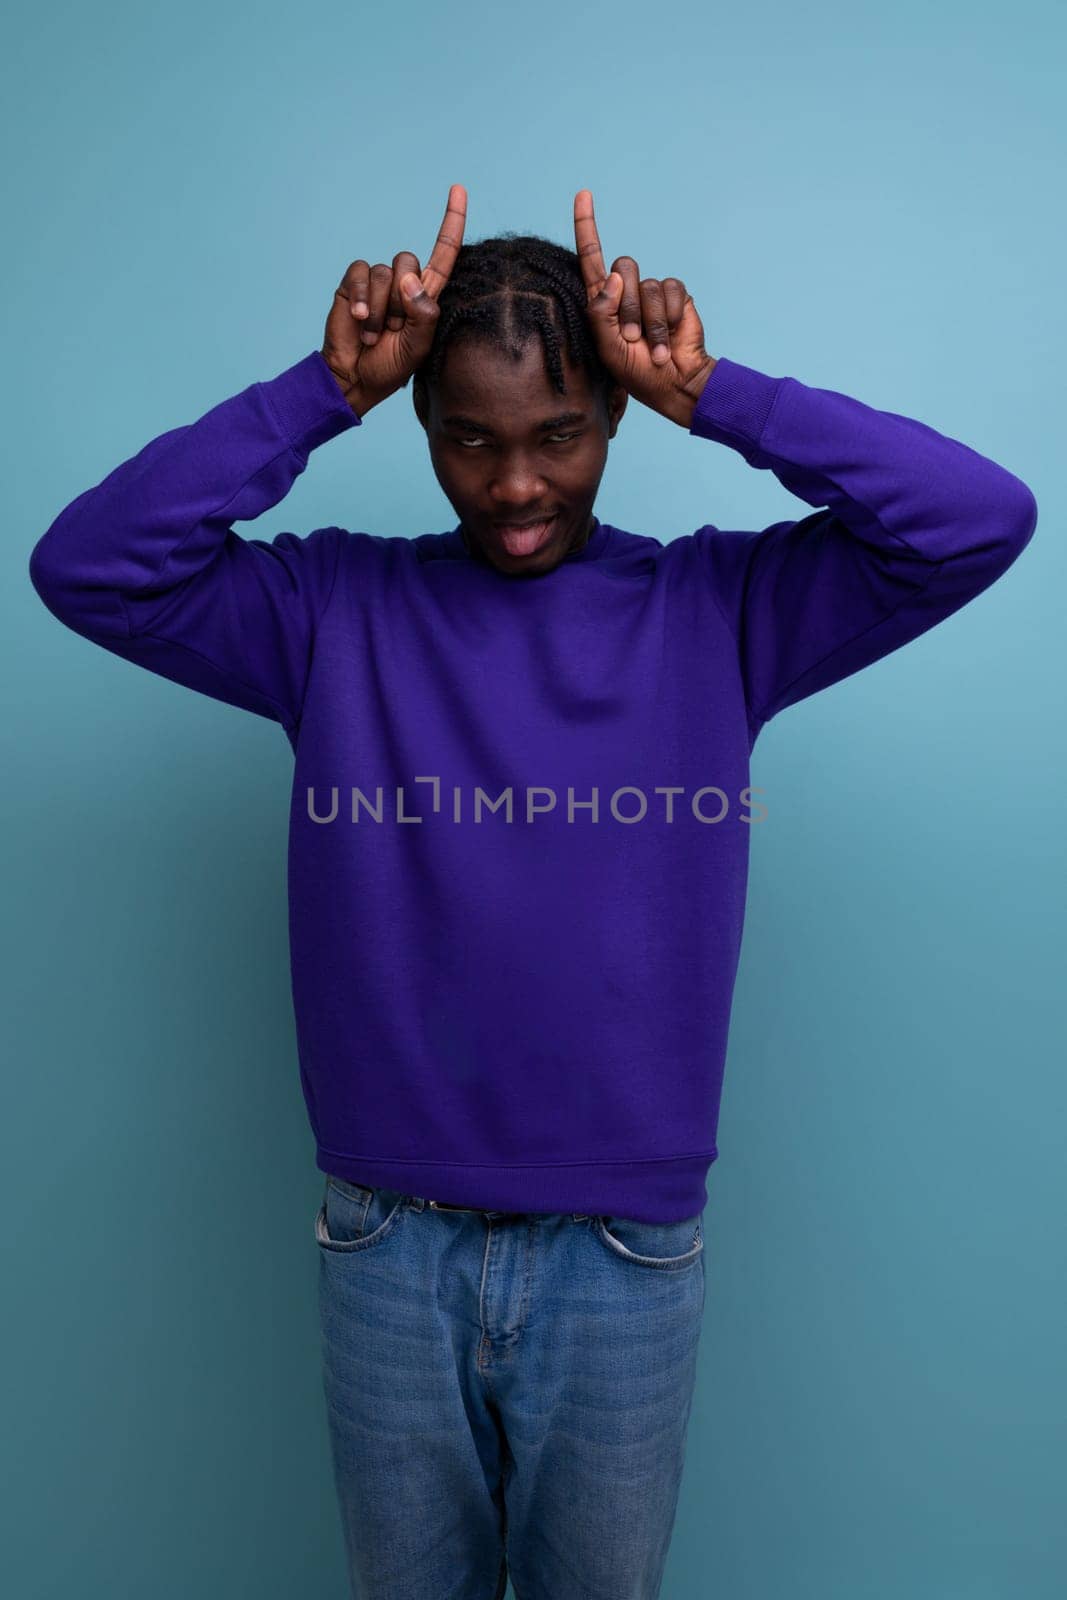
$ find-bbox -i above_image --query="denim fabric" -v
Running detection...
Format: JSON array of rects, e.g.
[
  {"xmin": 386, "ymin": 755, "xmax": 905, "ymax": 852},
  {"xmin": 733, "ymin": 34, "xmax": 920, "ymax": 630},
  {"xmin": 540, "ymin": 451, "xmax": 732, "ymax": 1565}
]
[{"xmin": 316, "ymin": 1175, "xmax": 706, "ymax": 1599}]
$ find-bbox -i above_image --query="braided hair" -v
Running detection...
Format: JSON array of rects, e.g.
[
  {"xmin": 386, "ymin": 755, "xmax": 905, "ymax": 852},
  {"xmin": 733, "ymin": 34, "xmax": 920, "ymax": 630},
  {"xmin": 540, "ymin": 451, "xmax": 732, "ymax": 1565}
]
[{"xmin": 412, "ymin": 231, "xmax": 615, "ymax": 412}]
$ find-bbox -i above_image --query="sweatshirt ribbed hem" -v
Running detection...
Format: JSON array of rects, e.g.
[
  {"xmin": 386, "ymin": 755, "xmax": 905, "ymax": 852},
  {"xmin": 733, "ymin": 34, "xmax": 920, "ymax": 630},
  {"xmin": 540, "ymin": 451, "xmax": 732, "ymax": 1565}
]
[{"xmin": 314, "ymin": 1146, "xmax": 718, "ymax": 1224}]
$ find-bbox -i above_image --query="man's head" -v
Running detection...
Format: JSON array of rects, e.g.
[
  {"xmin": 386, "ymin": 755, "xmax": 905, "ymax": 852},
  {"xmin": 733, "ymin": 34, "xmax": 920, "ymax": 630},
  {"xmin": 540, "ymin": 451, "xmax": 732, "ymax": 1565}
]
[{"xmin": 412, "ymin": 233, "xmax": 628, "ymax": 578}]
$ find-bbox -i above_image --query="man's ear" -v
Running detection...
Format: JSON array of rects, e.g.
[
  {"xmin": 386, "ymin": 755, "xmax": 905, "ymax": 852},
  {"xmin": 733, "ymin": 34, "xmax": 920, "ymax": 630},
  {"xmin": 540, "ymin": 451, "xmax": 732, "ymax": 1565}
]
[
  {"xmin": 606, "ymin": 383, "xmax": 628, "ymax": 439},
  {"xmin": 412, "ymin": 383, "xmax": 429, "ymax": 431}
]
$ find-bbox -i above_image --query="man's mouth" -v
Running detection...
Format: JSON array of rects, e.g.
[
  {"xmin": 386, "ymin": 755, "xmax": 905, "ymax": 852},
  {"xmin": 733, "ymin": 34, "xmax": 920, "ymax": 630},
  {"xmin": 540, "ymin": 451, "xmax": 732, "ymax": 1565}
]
[{"xmin": 491, "ymin": 513, "xmax": 560, "ymax": 556}]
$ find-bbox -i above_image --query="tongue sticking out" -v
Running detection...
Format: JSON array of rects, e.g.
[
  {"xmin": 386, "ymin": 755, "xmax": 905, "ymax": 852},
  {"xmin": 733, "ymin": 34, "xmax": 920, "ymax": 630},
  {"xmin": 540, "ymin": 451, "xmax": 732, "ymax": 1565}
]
[{"xmin": 496, "ymin": 515, "xmax": 558, "ymax": 557}]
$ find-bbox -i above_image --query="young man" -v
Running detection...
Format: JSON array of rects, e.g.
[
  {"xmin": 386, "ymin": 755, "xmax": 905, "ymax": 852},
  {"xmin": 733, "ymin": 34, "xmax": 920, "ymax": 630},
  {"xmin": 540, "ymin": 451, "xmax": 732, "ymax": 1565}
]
[{"xmin": 28, "ymin": 185, "xmax": 1037, "ymax": 1599}]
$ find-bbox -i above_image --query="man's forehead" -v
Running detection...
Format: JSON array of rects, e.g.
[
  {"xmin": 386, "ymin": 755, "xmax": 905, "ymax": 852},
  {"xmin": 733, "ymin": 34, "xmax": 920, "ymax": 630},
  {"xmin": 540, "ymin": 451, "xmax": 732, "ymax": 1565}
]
[
  {"xmin": 438, "ymin": 340, "xmax": 590, "ymax": 402},
  {"xmin": 439, "ymin": 405, "xmax": 591, "ymax": 435}
]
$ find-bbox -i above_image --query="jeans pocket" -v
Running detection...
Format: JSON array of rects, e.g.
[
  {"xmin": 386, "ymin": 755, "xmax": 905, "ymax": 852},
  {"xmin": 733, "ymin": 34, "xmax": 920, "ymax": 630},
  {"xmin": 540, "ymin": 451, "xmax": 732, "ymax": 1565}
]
[
  {"xmin": 315, "ymin": 1176, "xmax": 407, "ymax": 1254},
  {"xmin": 593, "ymin": 1210, "xmax": 704, "ymax": 1270}
]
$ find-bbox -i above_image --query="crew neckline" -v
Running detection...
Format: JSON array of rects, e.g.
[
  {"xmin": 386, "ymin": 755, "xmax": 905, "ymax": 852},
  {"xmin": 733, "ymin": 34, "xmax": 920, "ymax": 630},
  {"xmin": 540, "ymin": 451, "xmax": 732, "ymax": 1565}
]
[{"xmin": 445, "ymin": 515, "xmax": 611, "ymax": 567}]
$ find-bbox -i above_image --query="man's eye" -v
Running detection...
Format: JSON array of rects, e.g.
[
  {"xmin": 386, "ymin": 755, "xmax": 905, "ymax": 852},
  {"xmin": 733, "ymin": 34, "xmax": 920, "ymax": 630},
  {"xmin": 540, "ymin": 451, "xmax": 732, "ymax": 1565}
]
[{"xmin": 455, "ymin": 432, "xmax": 581, "ymax": 450}]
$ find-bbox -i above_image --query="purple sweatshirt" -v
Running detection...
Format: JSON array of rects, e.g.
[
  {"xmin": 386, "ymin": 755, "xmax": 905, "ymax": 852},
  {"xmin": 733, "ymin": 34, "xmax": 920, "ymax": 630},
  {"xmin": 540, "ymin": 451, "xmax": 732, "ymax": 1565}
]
[{"xmin": 28, "ymin": 350, "xmax": 1037, "ymax": 1221}]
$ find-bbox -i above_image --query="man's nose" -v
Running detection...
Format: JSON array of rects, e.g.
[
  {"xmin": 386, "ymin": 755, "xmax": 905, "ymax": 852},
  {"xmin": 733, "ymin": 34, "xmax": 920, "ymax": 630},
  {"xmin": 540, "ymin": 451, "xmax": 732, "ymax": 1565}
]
[{"xmin": 489, "ymin": 460, "xmax": 549, "ymax": 500}]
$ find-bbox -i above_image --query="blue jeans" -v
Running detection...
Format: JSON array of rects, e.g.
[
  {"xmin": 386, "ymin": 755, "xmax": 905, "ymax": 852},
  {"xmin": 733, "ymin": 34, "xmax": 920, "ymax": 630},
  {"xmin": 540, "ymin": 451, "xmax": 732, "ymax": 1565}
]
[{"xmin": 316, "ymin": 1175, "xmax": 706, "ymax": 1599}]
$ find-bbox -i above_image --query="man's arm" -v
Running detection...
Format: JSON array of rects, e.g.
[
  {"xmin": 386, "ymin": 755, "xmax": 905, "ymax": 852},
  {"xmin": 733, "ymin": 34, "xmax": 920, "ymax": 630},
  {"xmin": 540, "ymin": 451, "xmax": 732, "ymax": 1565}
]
[
  {"xmin": 27, "ymin": 350, "xmax": 361, "ymax": 739},
  {"xmin": 684, "ymin": 358, "xmax": 1038, "ymax": 736}
]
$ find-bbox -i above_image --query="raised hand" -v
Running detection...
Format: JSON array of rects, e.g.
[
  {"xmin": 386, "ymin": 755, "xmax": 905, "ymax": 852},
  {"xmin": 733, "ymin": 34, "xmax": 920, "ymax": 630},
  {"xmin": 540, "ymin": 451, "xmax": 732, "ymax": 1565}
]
[
  {"xmin": 574, "ymin": 189, "xmax": 717, "ymax": 428},
  {"xmin": 321, "ymin": 184, "xmax": 468, "ymax": 418}
]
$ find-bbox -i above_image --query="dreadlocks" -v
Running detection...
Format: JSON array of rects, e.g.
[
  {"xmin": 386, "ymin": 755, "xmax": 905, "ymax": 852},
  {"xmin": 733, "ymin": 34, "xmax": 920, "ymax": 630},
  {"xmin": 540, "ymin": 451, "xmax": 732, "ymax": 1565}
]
[{"xmin": 412, "ymin": 232, "xmax": 615, "ymax": 410}]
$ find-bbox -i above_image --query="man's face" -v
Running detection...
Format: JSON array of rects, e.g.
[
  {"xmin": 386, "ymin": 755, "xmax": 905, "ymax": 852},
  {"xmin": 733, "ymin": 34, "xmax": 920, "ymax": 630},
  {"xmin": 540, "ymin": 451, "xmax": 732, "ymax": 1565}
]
[{"xmin": 414, "ymin": 337, "xmax": 628, "ymax": 578}]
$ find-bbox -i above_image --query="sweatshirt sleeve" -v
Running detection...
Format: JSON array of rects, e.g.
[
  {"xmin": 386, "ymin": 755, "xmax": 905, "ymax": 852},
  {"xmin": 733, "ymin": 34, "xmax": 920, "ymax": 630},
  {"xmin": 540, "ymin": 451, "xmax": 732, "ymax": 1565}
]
[
  {"xmin": 28, "ymin": 349, "xmax": 361, "ymax": 739},
  {"xmin": 687, "ymin": 357, "xmax": 1039, "ymax": 739}
]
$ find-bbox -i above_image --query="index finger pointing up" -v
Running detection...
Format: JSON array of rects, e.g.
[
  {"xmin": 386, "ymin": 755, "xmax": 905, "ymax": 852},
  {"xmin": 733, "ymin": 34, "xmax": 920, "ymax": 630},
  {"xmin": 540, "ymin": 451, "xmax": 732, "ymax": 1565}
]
[
  {"xmin": 421, "ymin": 183, "xmax": 468, "ymax": 301},
  {"xmin": 574, "ymin": 189, "xmax": 608, "ymax": 297}
]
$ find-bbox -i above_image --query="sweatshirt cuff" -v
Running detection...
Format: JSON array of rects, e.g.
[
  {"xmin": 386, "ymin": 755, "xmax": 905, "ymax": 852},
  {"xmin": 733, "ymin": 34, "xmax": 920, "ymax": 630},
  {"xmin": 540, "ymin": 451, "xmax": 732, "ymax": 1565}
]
[
  {"xmin": 688, "ymin": 355, "xmax": 782, "ymax": 449},
  {"xmin": 259, "ymin": 349, "xmax": 363, "ymax": 455}
]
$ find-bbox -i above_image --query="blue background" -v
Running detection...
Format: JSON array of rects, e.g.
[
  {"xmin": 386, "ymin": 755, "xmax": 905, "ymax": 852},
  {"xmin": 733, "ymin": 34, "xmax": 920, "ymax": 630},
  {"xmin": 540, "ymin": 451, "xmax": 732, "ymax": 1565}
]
[{"xmin": 3, "ymin": 1, "xmax": 1064, "ymax": 1595}]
